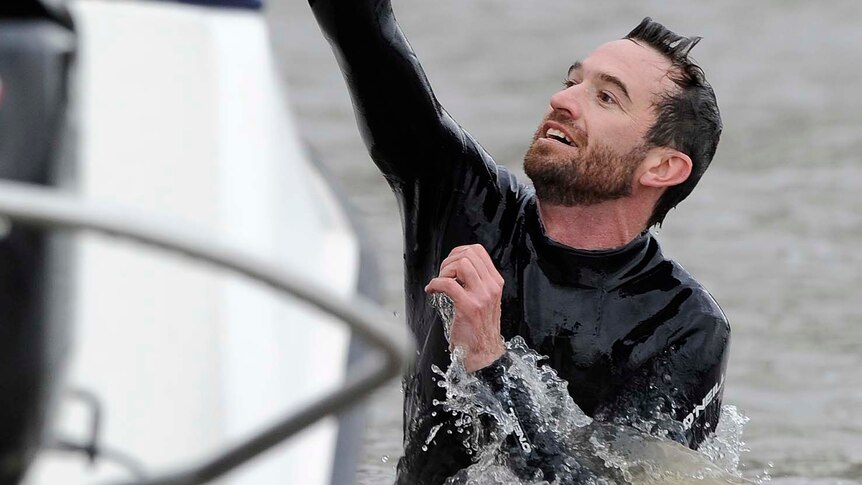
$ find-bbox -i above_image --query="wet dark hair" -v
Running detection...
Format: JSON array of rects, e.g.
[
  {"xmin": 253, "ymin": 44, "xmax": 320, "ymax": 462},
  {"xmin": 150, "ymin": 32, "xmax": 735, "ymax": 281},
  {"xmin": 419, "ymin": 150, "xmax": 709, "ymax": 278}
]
[{"xmin": 625, "ymin": 17, "xmax": 722, "ymax": 227}]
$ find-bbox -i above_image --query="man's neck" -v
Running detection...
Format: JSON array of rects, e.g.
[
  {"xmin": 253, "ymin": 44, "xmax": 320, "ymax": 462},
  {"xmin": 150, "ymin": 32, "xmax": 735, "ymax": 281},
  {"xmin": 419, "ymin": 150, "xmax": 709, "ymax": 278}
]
[{"xmin": 537, "ymin": 199, "xmax": 650, "ymax": 250}]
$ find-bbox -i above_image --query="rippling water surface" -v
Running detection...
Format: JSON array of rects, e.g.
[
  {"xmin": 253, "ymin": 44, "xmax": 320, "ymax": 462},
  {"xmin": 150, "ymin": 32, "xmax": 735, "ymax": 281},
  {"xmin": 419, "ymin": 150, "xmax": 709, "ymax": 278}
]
[{"xmin": 266, "ymin": 2, "xmax": 862, "ymax": 483}]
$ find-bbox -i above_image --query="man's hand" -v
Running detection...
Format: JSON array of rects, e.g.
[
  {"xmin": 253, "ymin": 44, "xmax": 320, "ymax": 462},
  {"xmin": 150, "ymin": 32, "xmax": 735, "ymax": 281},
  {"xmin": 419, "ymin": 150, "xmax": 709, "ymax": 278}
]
[{"xmin": 425, "ymin": 244, "xmax": 505, "ymax": 373}]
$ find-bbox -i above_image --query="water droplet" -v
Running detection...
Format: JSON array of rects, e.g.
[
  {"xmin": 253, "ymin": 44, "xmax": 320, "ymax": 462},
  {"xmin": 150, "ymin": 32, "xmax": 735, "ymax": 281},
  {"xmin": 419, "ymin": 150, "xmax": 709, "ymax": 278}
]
[
  {"xmin": 431, "ymin": 411, "xmax": 437, "ymax": 417},
  {"xmin": 381, "ymin": 455, "xmax": 389, "ymax": 463},
  {"xmin": 421, "ymin": 445, "xmax": 428, "ymax": 452}
]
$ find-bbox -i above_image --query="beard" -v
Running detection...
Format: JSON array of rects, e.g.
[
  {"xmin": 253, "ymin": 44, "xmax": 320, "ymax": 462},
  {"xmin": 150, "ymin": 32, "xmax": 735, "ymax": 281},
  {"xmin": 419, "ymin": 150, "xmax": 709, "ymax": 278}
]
[{"xmin": 523, "ymin": 121, "xmax": 648, "ymax": 206}]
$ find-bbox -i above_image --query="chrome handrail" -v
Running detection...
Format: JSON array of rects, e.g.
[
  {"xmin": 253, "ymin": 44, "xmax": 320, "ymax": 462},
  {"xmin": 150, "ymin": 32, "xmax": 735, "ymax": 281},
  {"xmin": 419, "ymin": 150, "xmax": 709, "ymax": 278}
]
[{"xmin": 0, "ymin": 180, "xmax": 412, "ymax": 485}]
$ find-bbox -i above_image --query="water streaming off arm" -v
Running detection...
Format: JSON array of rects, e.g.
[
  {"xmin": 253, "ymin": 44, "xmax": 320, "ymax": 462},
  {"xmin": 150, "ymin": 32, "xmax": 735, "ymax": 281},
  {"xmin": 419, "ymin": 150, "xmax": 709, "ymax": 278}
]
[{"xmin": 427, "ymin": 294, "xmax": 755, "ymax": 485}]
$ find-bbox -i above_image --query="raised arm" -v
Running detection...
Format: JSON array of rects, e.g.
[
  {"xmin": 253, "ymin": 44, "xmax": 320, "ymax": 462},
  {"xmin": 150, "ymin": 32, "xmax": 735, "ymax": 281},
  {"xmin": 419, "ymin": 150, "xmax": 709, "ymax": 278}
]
[{"xmin": 309, "ymin": 0, "xmax": 467, "ymax": 186}]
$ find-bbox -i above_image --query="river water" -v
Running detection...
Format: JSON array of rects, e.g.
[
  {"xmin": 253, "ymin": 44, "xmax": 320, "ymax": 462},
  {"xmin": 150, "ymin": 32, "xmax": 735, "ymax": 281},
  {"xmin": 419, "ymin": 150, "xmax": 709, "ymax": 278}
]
[{"xmin": 265, "ymin": 2, "xmax": 862, "ymax": 484}]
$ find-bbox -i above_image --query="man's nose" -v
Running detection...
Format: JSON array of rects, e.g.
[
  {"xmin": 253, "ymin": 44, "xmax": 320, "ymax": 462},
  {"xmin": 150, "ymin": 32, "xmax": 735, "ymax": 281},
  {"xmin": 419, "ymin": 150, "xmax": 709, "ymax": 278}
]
[{"xmin": 549, "ymin": 85, "xmax": 583, "ymax": 121}]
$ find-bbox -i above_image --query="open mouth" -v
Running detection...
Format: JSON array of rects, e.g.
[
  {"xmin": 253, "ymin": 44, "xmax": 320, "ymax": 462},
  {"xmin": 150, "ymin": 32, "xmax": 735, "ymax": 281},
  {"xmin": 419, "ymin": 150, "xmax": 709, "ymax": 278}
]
[{"xmin": 545, "ymin": 127, "xmax": 573, "ymax": 146}]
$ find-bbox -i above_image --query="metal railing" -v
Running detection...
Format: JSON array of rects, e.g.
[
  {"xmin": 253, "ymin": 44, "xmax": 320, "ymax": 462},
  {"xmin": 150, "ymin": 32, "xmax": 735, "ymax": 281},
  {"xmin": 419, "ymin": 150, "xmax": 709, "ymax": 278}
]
[{"xmin": 0, "ymin": 180, "xmax": 412, "ymax": 485}]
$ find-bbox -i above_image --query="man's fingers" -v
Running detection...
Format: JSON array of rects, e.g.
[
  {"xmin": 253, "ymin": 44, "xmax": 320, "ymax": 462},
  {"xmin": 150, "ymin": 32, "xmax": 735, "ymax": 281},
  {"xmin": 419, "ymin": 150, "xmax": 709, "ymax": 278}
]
[
  {"xmin": 439, "ymin": 256, "xmax": 482, "ymax": 289},
  {"xmin": 440, "ymin": 244, "xmax": 503, "ymax": 289},
  {"xmin": 425, "ymin": 276, "xmax": 469, "ymax": 303},
  {"xmin": 468, "ymin": 244, "xmax": 504, "ymax": 287},
  {"xmin": 440, "ymin": 247, "xmax": 486, "ymax": 278},
  {"xmin": 441, "ymin": 245, "xmax": 491, "ymax": 282},
  {"xmin": 440, "ymin": 245, "xmax": 477, "ymax": 265}
]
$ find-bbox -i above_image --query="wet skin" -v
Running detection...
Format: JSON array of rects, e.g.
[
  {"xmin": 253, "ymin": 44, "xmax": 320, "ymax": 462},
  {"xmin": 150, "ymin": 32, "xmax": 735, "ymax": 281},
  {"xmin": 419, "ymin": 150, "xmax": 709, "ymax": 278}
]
[{"xmin": 308, "ymin": 1, "xmax": 730, "ymax": 484}]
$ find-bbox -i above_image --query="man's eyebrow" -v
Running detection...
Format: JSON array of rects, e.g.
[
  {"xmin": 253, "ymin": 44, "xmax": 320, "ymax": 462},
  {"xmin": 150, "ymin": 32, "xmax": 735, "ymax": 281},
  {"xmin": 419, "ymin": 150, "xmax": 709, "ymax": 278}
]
[
  {"xmin": 567, "ymin": 61, "xmax": 632, "ymax": 103},
  {"xmin": 599, "ymin": 73, "xmax": 631, "ymax": 102}
]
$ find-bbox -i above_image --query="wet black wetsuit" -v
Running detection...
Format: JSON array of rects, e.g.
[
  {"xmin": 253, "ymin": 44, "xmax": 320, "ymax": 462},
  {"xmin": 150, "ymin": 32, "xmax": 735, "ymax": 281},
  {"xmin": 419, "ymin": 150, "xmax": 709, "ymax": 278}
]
[{"xmin": 309, "ymin": 1, "xmax": 730, "ymax": 484}]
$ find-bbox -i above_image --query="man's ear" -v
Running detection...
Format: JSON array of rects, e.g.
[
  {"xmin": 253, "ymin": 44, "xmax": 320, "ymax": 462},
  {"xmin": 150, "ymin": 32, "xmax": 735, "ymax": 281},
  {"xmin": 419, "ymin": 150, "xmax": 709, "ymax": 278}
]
[{"xmin": 639, "ymin": 148, "xmax": 692, "ymax": 188}]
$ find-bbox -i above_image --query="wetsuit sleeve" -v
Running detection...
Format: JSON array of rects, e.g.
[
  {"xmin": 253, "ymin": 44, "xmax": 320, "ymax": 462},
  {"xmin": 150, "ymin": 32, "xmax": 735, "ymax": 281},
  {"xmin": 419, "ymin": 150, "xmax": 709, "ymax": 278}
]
[
  {"xmin": 309, "ymin": 0, "xmax": 472, "ymax": 187},
  {"xmin": 595, "ymin": 312, "xmax": 731, "ymax": 449},
  {"xmin": 396, "ymin": 354, "xmax": 578, "ymax": 485},
  {"xmin": 396, "ymin": 406, "xmax": 472, "ymax": 485},
  {"xmin": 469, "ymin": 354, "xmax": 618, "ymax": 483},
  {"xmin": 474, "ymin": 354, "xmax": 586, "ymax": 482},
  {"xmin": 395, "ymin": 360, "xmax": 505, "ymax": 485}
]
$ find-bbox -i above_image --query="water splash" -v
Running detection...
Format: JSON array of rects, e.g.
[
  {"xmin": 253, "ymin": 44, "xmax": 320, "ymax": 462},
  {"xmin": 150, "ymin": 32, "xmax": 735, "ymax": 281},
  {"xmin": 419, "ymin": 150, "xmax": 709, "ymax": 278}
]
[
  {"xmin": 427, "ymin": 294, "xmax": 754, "ymax": 485},
  {"xmin": 698, "ymin": 405, "xmax": 750, "ymax": 473},
  {"xmin": 431, "ymin": 292, "xmax": 455, "ymax": 343}
]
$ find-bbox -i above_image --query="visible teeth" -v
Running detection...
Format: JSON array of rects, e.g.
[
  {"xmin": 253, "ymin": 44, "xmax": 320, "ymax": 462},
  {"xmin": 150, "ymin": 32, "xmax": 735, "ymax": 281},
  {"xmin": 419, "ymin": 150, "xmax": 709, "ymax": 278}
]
[{"xmin": 546, "ymin": 128, "xmax": 572, "ymax": 144}]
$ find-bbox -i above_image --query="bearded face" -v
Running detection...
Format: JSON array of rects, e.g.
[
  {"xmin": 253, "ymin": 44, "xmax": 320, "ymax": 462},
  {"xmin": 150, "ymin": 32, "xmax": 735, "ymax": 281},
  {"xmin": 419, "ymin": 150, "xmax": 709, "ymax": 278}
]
[{"xmin": 523, "ymin": 111, "xmax": 648, "ymax": 206}]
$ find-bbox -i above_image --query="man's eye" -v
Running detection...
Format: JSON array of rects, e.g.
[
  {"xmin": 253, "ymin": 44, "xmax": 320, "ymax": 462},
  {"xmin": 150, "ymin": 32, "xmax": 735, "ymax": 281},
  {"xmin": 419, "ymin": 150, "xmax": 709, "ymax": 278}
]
[
  {"xmin": 562, "ymin": 79, "xmax": 579, "ymax": 88},
  {"xmin": 598, "ymin": 91, "xmax": 617, "ymax": 105}
]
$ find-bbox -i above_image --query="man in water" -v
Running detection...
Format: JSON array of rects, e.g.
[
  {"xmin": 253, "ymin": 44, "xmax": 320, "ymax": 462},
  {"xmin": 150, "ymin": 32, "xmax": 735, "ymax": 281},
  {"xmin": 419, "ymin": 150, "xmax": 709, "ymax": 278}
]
[{"xmin": 308, "ymin": 1, "xmax": 729, "ymax": 483}]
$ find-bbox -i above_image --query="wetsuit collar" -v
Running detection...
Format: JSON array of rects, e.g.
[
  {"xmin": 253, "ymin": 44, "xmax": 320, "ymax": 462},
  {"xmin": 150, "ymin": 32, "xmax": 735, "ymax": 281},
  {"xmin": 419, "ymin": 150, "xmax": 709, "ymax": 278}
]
[{"xmin": 526, "ymin": 198, "xmax": 663, "ymax": 290}]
